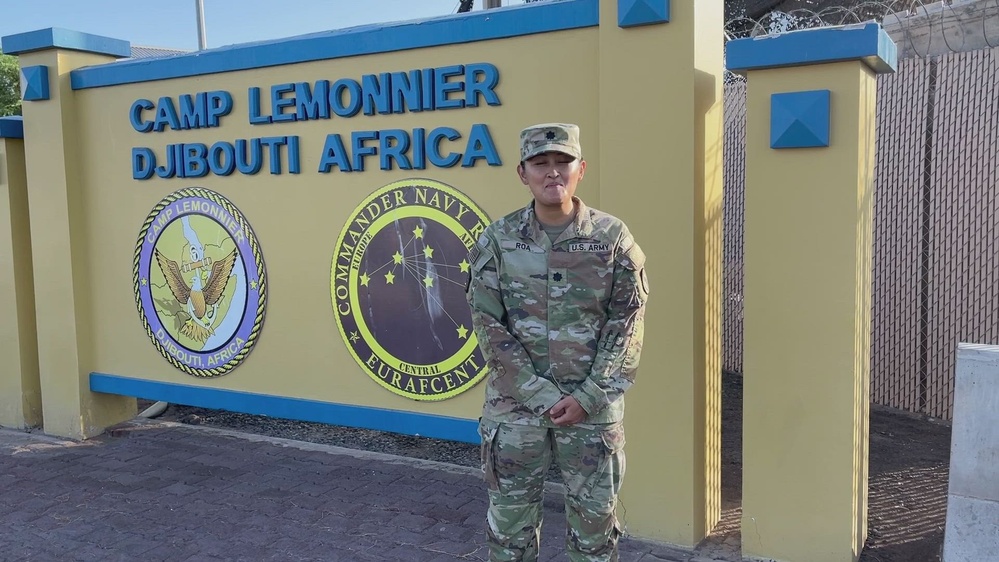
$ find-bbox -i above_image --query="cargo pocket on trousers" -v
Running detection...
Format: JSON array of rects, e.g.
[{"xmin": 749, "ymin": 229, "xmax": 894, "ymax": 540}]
[
  {"xmin": 599, "ymin": 423, "xmax": 626, "ymax": 454},
  {"xmin": 598, "ymin": 423, "xmax": 627, "ymax": 498},
  {"xmin": 478, "ymin": 418, "xmax": 501, "ymax": 491}
]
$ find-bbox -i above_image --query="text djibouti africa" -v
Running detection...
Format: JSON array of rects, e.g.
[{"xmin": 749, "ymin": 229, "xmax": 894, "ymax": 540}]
[{"xmin": 129, "ymin": 63, "xmax": 505, "ymax": 181}]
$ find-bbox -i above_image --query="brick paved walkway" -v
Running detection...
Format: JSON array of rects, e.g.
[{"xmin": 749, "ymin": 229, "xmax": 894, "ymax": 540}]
[{"xmin": 0, "ymin": 420, "xmax": 738, "ymax": 561}]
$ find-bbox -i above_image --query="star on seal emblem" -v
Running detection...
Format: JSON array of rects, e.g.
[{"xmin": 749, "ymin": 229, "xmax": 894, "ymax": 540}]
[{"xmin": 331, "ymin": 179, "xmax": 494, "ymax": 401}]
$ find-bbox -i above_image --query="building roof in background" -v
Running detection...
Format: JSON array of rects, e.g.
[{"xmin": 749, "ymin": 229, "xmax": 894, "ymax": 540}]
[{"xmin": 129, "ymin": 45, "xmax": 188, "ymax": 59}]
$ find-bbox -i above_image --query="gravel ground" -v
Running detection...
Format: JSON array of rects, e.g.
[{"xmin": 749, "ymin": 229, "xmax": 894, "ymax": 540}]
[
  {"xmin": 142, "ymin": 400, "xmax": 483, "ymax": 469},
  {"xmin": 138, "ymin": 398, "xmax": 568, "ymax": 482}
]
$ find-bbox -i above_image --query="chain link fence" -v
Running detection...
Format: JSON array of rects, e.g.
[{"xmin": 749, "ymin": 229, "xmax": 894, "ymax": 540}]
[{"xmin": 722, "ymin": 1, "xmax": 999, "ymax": 421}]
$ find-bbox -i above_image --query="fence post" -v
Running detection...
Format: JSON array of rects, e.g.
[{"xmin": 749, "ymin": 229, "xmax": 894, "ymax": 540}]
[
  {"xmin": 0, "ymin": 117, "xmax": 41, "ymax": 430},
  {"xmin": 0, "ymin": 30, "xmax": 137, "ymax": 439},
  {"xmin": 726, "ymin": 23, "xmax": 898, "ymax": 562}
]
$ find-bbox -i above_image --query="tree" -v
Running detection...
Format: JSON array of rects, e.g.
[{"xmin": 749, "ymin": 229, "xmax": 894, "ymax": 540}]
[{"xmin": 0, "ymin": 51, "xmax": 21, "ymax": 117}]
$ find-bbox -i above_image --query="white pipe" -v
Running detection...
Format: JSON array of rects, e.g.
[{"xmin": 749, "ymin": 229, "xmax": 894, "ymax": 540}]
[{"xmin": 139, "ymin": 401, "xmax": 169, "ymax": 418}]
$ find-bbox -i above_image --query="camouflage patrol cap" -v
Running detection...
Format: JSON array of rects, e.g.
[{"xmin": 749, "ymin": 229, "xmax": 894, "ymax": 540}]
[{"xmin": 519, "ymin": 123, "xmax": 582, "ymax": 162}]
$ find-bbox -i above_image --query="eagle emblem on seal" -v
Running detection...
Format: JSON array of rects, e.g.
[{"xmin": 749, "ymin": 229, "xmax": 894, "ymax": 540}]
[{"xmin": 154, "ymin": 248, "xmax": 238, "ymax": 343}]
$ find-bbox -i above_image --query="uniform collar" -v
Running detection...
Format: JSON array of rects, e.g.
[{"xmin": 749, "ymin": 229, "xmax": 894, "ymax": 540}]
[{"xmin": 517, "ymin": 196, "xmax": 594, "ymax": 244}]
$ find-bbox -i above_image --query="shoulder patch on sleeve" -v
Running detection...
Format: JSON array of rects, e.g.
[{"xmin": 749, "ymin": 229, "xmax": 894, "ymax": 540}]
[
  {"xmin": 619, "ymin": 232, "xmax": 635, "ymax": 253},
  {"xmin": 616, "ymin": 240, "xmax": 646, "ymax": 271}
]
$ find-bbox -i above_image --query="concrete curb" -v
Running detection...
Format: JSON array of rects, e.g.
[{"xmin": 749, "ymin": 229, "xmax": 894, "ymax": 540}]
[{"xmin": 107, "ymin": 417, "xmax": 569, "ymax": 498}]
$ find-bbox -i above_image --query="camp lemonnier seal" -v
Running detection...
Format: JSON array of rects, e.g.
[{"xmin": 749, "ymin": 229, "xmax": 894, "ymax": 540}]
[
  {"xmin": 332, "ymin": 179, "xmax": 491, "ymax": 400},
  {"xmin": 134, "ymin": 187, "xmax": 267, "ymax": 377}
]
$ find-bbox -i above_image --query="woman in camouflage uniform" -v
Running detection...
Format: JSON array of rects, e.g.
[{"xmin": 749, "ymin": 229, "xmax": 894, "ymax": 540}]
[{"xmin": 466, "ymin": 123, "xmax": 650, "ymax": 561}]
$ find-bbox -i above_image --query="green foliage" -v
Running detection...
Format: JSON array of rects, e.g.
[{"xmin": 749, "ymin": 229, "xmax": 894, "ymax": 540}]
[{"xmin": 0, "ymin": 51, "xmax": 22, "ymax": 117}]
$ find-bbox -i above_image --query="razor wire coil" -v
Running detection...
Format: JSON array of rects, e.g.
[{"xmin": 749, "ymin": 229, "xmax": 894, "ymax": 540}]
[{"xmin": 724, "ymin": 0, "xmax": 999, "ymax": 53}]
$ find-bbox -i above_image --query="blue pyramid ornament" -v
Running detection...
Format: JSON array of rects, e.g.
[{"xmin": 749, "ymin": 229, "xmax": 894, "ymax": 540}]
[
  {"xmin": 20, "ymin": 65, "xmax": 50, "ymax": 101},
  {"xmin": 770, "ymin": 90, "xmax": 831, "ymax": 149},
  {"xmin": 618, "ymin": 0, "xmax": 670, "ymax": 28}
]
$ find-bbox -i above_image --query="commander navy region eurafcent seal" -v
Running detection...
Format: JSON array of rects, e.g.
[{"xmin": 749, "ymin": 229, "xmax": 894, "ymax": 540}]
[
  {"xmin": 134, "ymin": 187, "xmax": 268, "ymax": 377},
  {"xmin": 331, "ymin": 178, "xmax": 492, "ymax": 400}
]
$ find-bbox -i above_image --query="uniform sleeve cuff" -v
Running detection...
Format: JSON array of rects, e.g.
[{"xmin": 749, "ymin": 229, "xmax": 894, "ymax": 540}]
[
  {"xmin": 571, "ymin": 382, "xmax": 603, "ymax": 416},
  {"xmin": 523, "ymin": 380, "xmax": 564, "ymax": 416}
]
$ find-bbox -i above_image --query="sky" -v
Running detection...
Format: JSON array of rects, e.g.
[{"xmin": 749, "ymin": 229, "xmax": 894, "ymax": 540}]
[{"xmin": 0, "ymin": 0, "xmax": 531, "ymax": 53}]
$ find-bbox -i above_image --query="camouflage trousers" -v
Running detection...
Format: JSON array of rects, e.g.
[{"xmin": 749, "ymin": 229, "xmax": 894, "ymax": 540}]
[{"xmin": 477, "ymin": 418, "xmax": 627, "ymax": 562}]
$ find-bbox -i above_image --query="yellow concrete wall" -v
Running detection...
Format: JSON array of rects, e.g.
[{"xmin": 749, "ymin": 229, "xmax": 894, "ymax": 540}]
[
  {"xmin": 598, "ymin": 0, "xmax": 725, "ymax": 545},
  {"xmin": 5, "ymin": 0, "xmax": 726, "ymax": 547},
  {"xmin": 17, "ymin": 49, "xmax": 137, "ymax": 439},
  {"xmin": 3, "ymin": 6, "xmax": 902, "ymax": 558},
  {"xmin": 741, "ymin": 61, "xmax": 878, "ymax": 562},
  {"xmin": 0, "ymin": 135, "xmax": 42, "ymax": 429},
  {"xmin": 71, "ymin": 28, "xmax": 599, "ymax": 420}
]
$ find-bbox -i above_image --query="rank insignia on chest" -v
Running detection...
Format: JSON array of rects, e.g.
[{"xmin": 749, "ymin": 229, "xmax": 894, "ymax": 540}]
[
  {"xmin": 549, "ymin": 267, "xmax": 569, "ymax": 297},
  {"xmin": 551, "ymin": 268, "xmax": 568, "ymax": 285}
]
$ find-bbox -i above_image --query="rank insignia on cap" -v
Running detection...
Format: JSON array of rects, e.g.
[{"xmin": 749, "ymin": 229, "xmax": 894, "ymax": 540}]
[{"xmin": 519, "ymin": 123, "xmax": 582, "ymax": 162}]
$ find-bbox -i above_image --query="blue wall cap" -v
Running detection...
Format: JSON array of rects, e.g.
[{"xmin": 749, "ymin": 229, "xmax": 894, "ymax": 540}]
[
  {"xmin": 0, "ymin": 116, "xmax": 24, "ymax": 139},
  {"xmin": 726, "ymin": 22, "xmax": 898, "ymax": 75},
  {"xmin": 71, "ymin": 0, "xmax": 598, "ymax": 90},
  {"xmin": 1, "ymin": 27, "xmax": 131, "ymax": 58},
  {"xmin": 90, "ymin": 373, "xmax": 481, "ymax": 444}
]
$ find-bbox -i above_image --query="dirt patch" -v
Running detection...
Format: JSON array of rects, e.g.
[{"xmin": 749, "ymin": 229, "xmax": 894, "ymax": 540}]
[
  {"xmin": 861, "ymin": 406, "xmax": 951, "ymax": 562},
  {"xmin": 140, "ymin": 372, "xmax": 952, "ymax": 561}
]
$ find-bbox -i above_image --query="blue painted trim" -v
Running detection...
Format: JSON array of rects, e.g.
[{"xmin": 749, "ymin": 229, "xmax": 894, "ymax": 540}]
[
  {"xmin": 1, "ymin": 27, "xmax": 130, "ymax": 58},
  {"xmin": 71, "ymin": 0, "xmax": 599, "ymax": 90},
  {"xmin": 618, "ymin": 0, "xmax": 670, "ymax": 27},
  {"xmin": 0, "ymin": 117, "xmax": 24, "ymax": 139},
  {"xmin": 726, "ymin": 22, "xmax": 898, "ymax": 75},
  {"xmin": 20, "ymin": 65, "xmax": 50, "ymax": 101},
  {"xmin": 90, "ymin": 373, "xmax": 481, "ymax": 444},
  {"xmin": 770, "ymin": 89, "xmax": 831, "ymax": 149}
]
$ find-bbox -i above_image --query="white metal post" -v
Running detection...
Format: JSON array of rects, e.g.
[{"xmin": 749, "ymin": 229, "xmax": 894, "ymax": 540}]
[{"xmin": 196, "ymin": 0, "xmax": 207, "ymax": 50}]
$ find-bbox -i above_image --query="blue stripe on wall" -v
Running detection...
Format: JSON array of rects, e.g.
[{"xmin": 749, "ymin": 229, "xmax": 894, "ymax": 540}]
[
  {"xmin": 71, "ymin": 0, "xmax": 600, "ymax": 90},
  {"xmin": 0, "ymin": 116, "xmax": 24, "ymax": 139},
  {"xmin": 725, "ymin": 22, "xmax": 898, "ymax": 75},
  {"xmin": 90, "ymin": 373, "xmax": 481, "ymax": 444},
  {"xmin": 1, "ymin": 28, "xmax": 131, "ymax": 58}
]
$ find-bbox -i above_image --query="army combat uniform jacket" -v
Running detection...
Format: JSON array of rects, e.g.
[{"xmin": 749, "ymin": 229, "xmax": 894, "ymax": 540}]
[{"xmin": 466, "ymin": 197, "xmax": 649, "ymax": 427}]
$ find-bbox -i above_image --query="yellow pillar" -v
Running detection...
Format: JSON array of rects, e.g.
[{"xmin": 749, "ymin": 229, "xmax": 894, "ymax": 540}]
[
  {"xmin": 0, "ymin": 118, "xmax": 42, "ymax": 430},
  {"xmin": 1, "ymin": 29, "xmax": 137, "ymax": 439},
  {"xmin": 726, "ymin": 24, "xmax": 898, "ymax": 562},
  {"xmin": 599, "ymin": 0, "xmax": 725, "ymax": 545}
]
